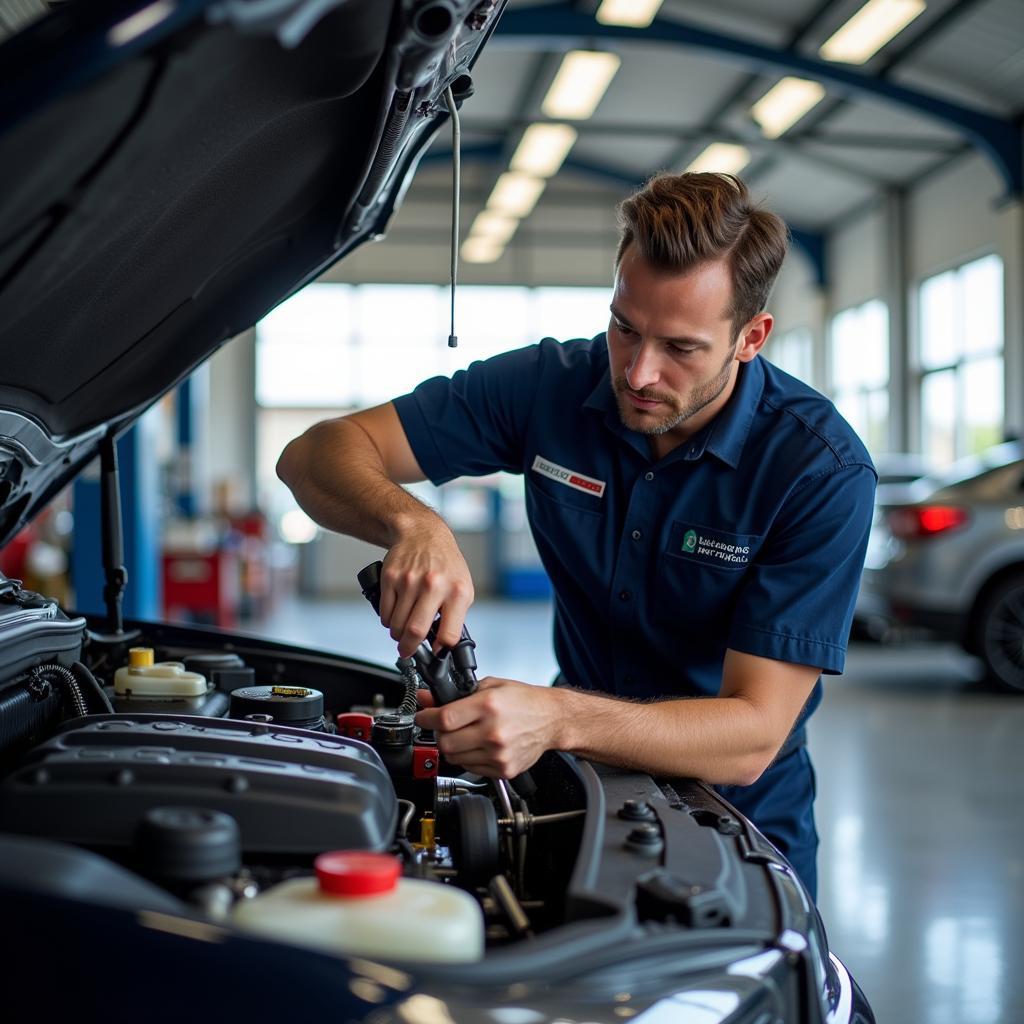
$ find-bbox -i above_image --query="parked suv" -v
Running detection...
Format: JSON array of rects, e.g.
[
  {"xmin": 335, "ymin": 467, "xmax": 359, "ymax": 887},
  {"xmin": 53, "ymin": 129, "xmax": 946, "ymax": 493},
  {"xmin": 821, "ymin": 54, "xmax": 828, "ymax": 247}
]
[{"xmin": 860, "ymin": 442, "xmax": 1024, "ymax": 691}]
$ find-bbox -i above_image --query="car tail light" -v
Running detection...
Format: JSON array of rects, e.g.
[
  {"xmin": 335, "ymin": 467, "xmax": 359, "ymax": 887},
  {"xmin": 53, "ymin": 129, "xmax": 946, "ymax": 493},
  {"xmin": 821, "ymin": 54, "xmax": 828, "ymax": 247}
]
[{"xmin": 886, "ymin": 505, "xmax": 970, "ymax": 540}]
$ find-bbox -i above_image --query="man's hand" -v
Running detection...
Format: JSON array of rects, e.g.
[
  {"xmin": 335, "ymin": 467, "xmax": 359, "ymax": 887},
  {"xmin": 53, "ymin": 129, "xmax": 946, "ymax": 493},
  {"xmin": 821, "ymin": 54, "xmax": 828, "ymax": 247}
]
[
  {"xmin": 415, "ymin": 677, "xmax": 560, "ymax": 778},
  {"xmin": 378, "ymin": 521, "xmax": 474, "ymax": 657},
  {"xmin": 276, "ymin": 404, "xmax": 475, "ymax": 658}
]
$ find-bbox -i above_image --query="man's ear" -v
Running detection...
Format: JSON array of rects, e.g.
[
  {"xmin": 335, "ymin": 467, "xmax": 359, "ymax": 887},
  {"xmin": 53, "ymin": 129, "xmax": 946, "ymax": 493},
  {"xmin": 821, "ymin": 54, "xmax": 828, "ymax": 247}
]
[{"xmin": 736, "ymin": 313, "xmax": 773, "ymax": 363}]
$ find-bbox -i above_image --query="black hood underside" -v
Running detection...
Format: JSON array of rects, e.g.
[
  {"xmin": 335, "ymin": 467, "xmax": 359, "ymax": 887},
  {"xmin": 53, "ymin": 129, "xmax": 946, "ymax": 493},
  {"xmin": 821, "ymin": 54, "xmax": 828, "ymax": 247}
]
[{"xmin": 0, "ymin": 0, "xmax": 501, "ymax": 547}]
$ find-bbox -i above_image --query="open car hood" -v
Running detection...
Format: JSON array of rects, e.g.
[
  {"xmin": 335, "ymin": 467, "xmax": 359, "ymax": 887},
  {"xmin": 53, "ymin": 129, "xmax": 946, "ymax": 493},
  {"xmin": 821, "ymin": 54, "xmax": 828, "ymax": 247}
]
[{"xmin": 0, "ymin": 0, "xmax": 502, "ymax": 548}]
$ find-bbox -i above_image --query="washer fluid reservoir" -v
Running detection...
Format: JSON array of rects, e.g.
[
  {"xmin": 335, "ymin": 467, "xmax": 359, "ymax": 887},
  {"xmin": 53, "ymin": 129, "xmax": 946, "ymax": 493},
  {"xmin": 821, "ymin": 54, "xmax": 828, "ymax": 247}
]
[
  {"xmin": 114, "ymin": 648, "xmax": 209, "ymax": 698},
  {"xmin": 233, "ymin": 851, "xmax": 484, "ymax": 963}
]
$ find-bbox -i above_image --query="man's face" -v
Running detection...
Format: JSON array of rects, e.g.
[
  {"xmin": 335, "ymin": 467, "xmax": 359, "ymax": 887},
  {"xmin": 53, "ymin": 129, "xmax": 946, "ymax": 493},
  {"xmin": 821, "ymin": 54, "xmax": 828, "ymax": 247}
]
[{"xmin": 607, "ymin": 247, "xmax": 745, "ymax": 443}]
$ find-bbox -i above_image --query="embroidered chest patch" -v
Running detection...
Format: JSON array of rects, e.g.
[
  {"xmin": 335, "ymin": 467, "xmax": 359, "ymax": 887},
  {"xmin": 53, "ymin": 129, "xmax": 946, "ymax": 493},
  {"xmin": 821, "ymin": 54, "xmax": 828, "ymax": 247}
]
[
  {"xmin": 531, "ymin": 455, "xmax": 606, "ymax": 498},
  {"xmin": 674, "ymin": 523, "xmax": 755, "ymax": 567}
]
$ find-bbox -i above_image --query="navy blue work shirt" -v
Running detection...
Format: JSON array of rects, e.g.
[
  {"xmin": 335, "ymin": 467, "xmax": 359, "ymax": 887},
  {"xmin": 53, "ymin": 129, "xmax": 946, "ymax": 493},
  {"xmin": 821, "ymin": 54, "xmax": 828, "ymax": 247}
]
[{"xmin": 393, "ymin": 336, "xmax": 876, "ymax": 726}]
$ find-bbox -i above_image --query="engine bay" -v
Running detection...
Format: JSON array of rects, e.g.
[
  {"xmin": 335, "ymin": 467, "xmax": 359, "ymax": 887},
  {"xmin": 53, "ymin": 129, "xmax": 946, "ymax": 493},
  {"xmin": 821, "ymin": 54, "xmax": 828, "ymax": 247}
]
[{"xmin": 0, "ymin": 565, "xmax": 812, "ymax": 978}]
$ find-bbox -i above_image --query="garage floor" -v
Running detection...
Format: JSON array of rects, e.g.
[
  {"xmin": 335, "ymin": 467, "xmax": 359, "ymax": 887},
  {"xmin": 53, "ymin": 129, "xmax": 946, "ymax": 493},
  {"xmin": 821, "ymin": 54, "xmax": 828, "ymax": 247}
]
[{"xmin": 253, "ymin": 596, "xmax": 1024, "ymax": 1024}]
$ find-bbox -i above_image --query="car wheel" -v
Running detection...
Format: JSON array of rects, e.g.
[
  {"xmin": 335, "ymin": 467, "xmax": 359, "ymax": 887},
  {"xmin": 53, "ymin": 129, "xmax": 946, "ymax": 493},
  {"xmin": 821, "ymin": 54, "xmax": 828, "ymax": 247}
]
[{"xmin": 977, "ymin": 574, "xmax": 1024, "ymax": 693}]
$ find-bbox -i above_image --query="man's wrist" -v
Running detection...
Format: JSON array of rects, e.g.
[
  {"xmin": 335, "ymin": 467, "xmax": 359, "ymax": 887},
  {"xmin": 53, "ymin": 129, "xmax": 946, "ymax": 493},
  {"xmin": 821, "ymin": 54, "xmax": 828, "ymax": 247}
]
[
  {"xmin": 388, "ymin": 506, "xmax": 446, "ymax": 546},
  {"xmin": 545, "ymin": 684, "xmax": 580, "ymax": 753}
]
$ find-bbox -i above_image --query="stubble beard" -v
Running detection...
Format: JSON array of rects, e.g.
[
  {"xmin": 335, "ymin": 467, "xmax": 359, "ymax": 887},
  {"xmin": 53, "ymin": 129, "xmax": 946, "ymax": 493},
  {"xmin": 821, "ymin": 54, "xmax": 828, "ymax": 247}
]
[{"xmin": 612, "ymin": 346, "xmax": 737, "ymax": 437}]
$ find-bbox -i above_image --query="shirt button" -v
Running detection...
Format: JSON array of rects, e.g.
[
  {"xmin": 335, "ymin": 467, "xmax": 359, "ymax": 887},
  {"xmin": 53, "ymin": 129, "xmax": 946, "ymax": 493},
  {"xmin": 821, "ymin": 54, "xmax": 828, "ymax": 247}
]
[
  {"xmin": 624, "ymin": 674, "xmax": 633, "ymax": 685},
  {"xmin": 619, "ymin": 590, "xmax": 631, "ymax": 601},
  {"xmin": 631, "ymin": 529, "xmax": 642, "ymax": 541},
  {"xmin": 644, "ymin": 471, "xmax": 654, "ymax": 481}
]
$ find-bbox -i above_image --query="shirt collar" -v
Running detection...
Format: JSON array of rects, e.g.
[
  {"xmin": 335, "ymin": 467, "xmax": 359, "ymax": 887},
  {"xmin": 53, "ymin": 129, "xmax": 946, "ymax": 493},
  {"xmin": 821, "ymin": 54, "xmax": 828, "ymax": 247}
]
[
  {"xmin": 704, "ymin": 356, "xmax": 764, "ymax": 469},
  {"xmin": 584, "ymin": 353, "xmax": 764, "ymax": 469}
]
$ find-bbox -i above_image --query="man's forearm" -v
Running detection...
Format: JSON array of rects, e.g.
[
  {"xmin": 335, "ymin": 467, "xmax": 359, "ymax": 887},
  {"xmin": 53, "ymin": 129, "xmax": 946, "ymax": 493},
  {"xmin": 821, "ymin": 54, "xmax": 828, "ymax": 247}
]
[
  {"xmin": 276, "ymin": 417, "xmax": 439, "ymax": 547},
  {"xmin": 551, "ymin": 687, "xmax": 779, "ymax": 786}
]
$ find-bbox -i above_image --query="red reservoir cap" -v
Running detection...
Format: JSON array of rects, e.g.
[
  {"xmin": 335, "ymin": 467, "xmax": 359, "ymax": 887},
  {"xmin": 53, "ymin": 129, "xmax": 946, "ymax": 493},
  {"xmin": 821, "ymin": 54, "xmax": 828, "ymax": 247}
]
[{"xmin": 315, "ymin": 851, "xmax": 402, "ymax": 897}]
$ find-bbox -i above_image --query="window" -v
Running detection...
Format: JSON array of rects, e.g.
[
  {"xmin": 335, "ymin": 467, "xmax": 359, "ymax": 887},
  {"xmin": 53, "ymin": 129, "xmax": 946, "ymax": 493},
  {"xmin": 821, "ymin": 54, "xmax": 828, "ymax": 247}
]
[
  {"xmin": 917, "ymin": 254, "xmax": 1003, "ymax": 466},
  {"xmin": 256, "ymin": 284, "xmax": 609, "ymax": 410},
  {"xmin": 255, "ymin": 283, "xmax": 611, "ymax": 535},
  {"xmin": 770, "ymin": 327, "xmax": 814, "ymax": 383},
  {"xmin": 829, "ymin": 299, "xmax": 889, "ymax": 453}
]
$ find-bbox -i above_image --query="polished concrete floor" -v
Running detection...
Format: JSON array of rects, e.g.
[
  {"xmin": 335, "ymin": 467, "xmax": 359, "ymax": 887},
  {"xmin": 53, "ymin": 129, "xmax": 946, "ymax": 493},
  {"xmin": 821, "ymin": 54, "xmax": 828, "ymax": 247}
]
[{"xmin": 253, "ymin": 596, "xmax": 1024, "ymax": 1024}]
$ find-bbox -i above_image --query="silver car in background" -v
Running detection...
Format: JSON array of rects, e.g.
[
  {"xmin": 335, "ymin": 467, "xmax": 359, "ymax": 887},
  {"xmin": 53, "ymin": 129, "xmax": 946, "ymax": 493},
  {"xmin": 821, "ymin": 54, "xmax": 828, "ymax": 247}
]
[{"xmin": 860, "ymin": 442, "xmax": 1024, "ymax": 692}]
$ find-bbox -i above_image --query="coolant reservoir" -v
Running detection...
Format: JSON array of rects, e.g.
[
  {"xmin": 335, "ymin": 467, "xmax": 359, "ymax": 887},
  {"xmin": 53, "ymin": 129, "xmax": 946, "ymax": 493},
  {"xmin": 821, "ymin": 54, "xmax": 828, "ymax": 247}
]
[
  {"xmin": 233, "ymin": 851, "xmax": 484, "ymax": 963},
  {"xmin": 114, "ymin": 649, "xmax": 208, "ymax": 698}
]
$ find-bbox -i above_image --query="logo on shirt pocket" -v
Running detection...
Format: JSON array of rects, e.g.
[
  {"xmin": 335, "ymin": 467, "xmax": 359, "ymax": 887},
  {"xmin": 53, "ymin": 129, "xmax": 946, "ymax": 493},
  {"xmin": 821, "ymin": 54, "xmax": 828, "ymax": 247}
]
[{"xmin": 670, "ymin": 522, "xmax": 758, "ymax": 568}]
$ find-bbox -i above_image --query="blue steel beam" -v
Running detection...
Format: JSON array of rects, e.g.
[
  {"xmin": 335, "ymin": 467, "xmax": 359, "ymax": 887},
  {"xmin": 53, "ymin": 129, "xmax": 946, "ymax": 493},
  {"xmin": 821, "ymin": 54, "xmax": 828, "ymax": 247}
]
[{"xmin": 493, "ymin": 3, "xmax": 1023, "ymax": 196}]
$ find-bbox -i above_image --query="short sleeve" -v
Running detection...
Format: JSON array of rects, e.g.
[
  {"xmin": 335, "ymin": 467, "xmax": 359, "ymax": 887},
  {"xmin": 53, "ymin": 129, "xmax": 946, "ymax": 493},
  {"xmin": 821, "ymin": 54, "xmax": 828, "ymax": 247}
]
[
  {"xmin": 392, "ymin": 343, "xmax": 544, "ymax": 485},
  {"xmin": 727, "ymin": 463, "xmax": 876, "ymax": 673}
]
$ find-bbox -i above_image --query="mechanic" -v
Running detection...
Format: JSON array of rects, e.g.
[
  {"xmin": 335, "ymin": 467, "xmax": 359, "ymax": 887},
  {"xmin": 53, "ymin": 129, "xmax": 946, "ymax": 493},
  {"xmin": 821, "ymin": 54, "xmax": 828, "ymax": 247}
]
[{"xmin": 277, "ymin": 172, "xmax": 876, "ymax": 900}]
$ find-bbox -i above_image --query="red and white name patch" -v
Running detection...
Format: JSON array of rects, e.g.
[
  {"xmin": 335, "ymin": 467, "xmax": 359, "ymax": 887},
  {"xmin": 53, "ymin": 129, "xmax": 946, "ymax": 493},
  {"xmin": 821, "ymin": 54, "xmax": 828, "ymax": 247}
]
[{"xmin": 531, "ymin": 455, "xmax": 606, "ymax": 498}]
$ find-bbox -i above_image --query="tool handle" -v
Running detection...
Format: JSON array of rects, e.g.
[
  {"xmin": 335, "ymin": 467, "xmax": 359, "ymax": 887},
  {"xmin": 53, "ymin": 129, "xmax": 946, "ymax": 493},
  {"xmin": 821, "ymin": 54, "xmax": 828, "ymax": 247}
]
[{"xmin": 358, "ymin": 560, "xmax": 536, "ymax": 793}]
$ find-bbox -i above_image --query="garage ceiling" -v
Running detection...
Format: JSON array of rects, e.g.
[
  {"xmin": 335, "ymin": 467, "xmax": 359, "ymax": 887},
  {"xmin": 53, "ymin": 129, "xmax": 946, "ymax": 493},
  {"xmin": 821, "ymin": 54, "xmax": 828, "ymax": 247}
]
[
  {"xmin": 388, "ymin": 0, "xmax": 1023, "ymax": 280},
  {"xmin": 3, "ymin": 0, "xmax": 1020, "ymax": 283}
]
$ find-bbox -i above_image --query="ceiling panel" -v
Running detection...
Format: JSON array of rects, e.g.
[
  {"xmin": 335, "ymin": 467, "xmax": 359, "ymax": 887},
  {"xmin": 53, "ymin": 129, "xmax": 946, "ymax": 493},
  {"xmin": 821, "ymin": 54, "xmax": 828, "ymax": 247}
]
[
  {"xmin": 753, "ymin": 157, "xmax": 876, "ymax": 229},
  {"xmin": 569, "ymin": 133, "xmax": 683, "ymax": 178},
  {"xmin": 460, "ymin": 50, "xmax": 536, "ymax": 120},
  {"xmin": 656, "ymin": 0, "xmax": 798, "ymax": 47},
  {"xmin": 891, "ymin": 63, "xmax": 1016, "ymax": 117},
  {"xmin": 811, "ymin": 100, "xmax": 966, "ymax": 146},
  {"xmin": 895, "ymin": 0, "xmax": 1024, "ymax": 111},
  {"xmin": 796, "ymin": 140, "xmax": 952, "ymax": 185},
  {"xmin": 522, "ymin": 43, "xmax": 751, "ymax": 128}
]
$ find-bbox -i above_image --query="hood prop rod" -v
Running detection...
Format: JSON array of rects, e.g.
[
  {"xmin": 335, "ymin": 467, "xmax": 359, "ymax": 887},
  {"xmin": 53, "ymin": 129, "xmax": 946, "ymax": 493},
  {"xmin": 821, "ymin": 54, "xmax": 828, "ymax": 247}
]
[
  {"xmin": 100, "ymin": 435, "xmax": 128, "ymax": 636},
  {"xmin": 444, "ymin": 84, "xmax": 460, "ymax": 348}
]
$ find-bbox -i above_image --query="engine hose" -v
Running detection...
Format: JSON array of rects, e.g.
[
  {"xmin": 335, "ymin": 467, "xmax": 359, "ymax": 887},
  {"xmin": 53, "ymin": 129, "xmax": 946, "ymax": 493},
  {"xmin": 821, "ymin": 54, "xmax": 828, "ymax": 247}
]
[
  {"xmin": 395, "ymin": 657, "xmax": 421, "ymax": 716},
  {"xmin": 30, "ymin": 663, "xmax": 87, "ymax": 719},
  {"xmin": 72, "ymin": 661, "xmax": 114, "ymax": 714},
  {"xmin": 399, "ymin": 679, "xmax": 419, "ymax": 716},
  {"xmin": 397, "ymin": 799, "xmax": 417, "ymax": 839}
]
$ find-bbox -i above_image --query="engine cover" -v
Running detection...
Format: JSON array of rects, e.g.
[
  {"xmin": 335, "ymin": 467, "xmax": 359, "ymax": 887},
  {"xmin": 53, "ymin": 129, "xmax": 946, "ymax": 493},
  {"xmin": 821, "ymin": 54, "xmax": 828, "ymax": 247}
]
[{"xmin": 0, "ymin": 715, "xmax": 397, "ymax": 855}]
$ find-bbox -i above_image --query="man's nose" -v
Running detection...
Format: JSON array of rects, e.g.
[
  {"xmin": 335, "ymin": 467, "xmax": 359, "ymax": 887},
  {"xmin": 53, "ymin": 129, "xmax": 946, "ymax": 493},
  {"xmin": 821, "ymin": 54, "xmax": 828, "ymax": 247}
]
[{"xmin": 626, "ymin": 341, "xmax": 660, "ymax": 391}]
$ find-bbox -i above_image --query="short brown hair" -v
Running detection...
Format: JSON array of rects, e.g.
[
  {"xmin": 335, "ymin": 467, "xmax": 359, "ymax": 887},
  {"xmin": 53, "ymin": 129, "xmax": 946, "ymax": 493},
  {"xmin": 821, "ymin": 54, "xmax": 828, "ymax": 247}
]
[{"xmin": 616, "ymin": 172, "xmax": 789, "ymax": 334}]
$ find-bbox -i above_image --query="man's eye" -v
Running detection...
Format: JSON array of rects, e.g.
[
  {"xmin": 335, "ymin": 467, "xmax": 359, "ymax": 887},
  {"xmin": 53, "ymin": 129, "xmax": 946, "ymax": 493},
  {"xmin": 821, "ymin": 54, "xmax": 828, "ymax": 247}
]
[
  {"xmin": 615, "ymin": 321, "xmax": 635, "ymax": 336},
  {"xmin": 670, "ymin": 345, "xmax": 697, "ymax": 356}
]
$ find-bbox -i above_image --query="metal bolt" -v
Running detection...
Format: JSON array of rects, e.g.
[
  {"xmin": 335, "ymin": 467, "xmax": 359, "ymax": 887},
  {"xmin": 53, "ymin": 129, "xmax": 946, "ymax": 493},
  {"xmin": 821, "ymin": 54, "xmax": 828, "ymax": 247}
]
[
  {"xmin": 627, "ymin": 824, "xmax": 661, "ymax": 845},
  {"xmin": 618, "ymin": 799, "xmax": 656, "ymax": 822}
]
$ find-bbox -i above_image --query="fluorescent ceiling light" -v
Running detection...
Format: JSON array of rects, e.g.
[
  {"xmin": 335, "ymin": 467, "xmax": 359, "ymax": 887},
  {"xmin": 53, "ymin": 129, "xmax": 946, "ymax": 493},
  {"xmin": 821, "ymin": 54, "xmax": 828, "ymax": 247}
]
[
  {"xmin": 751, "ymin": 77, "xmax": 827, "ymax": 138},
  {"xmin": 469, "ymin": 211, "xmax": 519, "ymax": 246},
  {"xmin": 686, "ymin": 143, "xmax": 751, "ymax": 176},
  {"xmin": 510, "ymin": 124, "xmax": 578, "ymax": 177},
  {"xmin": 487, "ymin": 172, "xmax": 546, "ymax": 218},
  {"xmin": 461, "ymin": 237, "xmax": 504, "ymax": 264},
  {"xmin": 596, "ymin": 0, "xmax": 663, "ymax": 28},
  {"xmin": 819, "ymin": 0, "xmax": 926, "ymax": 64},
  {"xmin": 542, "ymin": 51, "xmax": 621, "ymax": 120}
]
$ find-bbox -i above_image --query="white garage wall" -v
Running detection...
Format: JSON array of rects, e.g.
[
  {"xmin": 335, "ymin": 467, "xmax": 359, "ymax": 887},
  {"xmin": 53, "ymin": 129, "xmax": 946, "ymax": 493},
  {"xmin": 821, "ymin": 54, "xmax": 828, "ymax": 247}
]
[
  {"xmin": 766, "ymin": 251, "xmax": 826, "ymax": 390},
  {"xmin": 907, "ymin": 154, "xmax": 1004, "ymax": 281},
  {"xmin": 828, "ymin": 203, "xmax": 889, "ymax": 315},
  {"xmin": 770, "ymin": 147, "xmax": 1024, "ymax": 450}
]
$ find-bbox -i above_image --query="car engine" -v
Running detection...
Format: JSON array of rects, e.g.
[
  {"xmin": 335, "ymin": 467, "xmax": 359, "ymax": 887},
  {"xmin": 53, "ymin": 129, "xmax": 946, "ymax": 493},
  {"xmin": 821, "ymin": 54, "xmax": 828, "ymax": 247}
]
[{"xmin": 0, "ymin": 567, "xmax": 600, "ymax": 960}]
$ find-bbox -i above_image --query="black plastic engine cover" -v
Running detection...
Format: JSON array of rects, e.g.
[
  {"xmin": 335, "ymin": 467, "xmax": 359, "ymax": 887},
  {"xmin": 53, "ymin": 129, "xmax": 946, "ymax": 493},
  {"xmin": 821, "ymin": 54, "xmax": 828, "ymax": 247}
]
[{"xmin": 0, "ymin": 715, "xmax": 397, "ymax": 855}]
